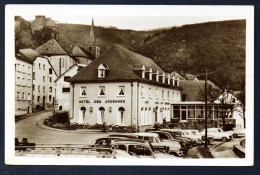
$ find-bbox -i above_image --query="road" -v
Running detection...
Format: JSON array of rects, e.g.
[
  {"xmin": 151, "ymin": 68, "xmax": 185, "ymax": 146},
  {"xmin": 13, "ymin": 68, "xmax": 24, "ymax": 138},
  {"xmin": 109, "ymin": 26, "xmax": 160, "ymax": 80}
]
[
  {"xmin": 212, "ymin": 140, "xmax": 240, "ymax": 158},
  {"xmin": 15, "ymin": 110, "xmax": 108, "ymax": 145}
]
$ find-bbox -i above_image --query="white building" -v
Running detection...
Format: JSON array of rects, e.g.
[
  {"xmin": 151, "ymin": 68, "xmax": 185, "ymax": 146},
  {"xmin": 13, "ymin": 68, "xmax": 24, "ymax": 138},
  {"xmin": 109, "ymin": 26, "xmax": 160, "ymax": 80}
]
[
  {"xmin": 19, "ymin": 48, "xmax": 58, "ymax": 110},
  {"xmin": 67, "ymin": 45, "xmax": 181, "ymax": 131},
  {"xmin": 55, "ymin": 63, "xmax": 86, "ymax": 111}
]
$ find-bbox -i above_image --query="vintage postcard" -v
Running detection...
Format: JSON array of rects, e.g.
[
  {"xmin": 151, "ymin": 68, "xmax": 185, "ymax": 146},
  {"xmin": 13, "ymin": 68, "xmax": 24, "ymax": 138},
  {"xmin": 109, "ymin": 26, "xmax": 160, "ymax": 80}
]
[{"xmin": 5, "ymin": 5, "xmax": 254, "ymax": 165}]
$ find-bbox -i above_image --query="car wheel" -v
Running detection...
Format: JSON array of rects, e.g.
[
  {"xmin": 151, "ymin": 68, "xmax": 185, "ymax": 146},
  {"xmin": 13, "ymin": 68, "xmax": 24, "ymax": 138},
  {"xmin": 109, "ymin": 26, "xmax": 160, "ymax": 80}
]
[
  {"xmin": 233, "ymin": 134, "xmax": 237, "ymax": 138},
  {"xmin": 221, "ymin": 137, "xmax": 227, "ymax": 142}
]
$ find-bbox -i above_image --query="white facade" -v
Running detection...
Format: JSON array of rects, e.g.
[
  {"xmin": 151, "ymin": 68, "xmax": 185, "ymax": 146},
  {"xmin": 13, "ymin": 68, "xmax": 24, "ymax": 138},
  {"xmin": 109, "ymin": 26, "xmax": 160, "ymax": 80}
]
[
  {"xmin": 15, "ymin": 58, "xmax": 33, "ymax": 114},
  {"xmin": 33, "ymin": 57, "xmax": 57, "ymax": 109},
  {"xmin": 55, "ymin": 64, "xmax": 86, "ymax": 111},
  {"xmin": 69, "ymin": 81, "xmax": 181, "ymax": 131}
]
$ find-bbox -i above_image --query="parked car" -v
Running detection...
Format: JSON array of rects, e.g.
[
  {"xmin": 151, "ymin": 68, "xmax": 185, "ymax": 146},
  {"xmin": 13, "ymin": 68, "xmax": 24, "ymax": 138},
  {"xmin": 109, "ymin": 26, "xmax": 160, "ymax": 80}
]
[
  {"xmin": 108, "ymin": 133, "xmax": 168, "ymax": 153},
  {"xmin": 133, "ymin": 132, "xmax": 183, "ymax": 157},
  {"xmin": 185, "ymin": 129, "xmax": 214, "ymax": 144},
  {"xmin": 111, "ymin": 138, "xmax": 178, "ymax": 159},
  {"xmin": 201, "ymin": 128, "xmax": 232, "ymax": 142},
  {"xmin": 150, "ymin": 131, "xmax": 188, "ymax": 153},
  {"xmin": 161, "ymin": 129, "xmax": 193, "ymax": 148},
  {"xmin": 227, "ymin": 128, "xmax": 245, "ymax": 138}
]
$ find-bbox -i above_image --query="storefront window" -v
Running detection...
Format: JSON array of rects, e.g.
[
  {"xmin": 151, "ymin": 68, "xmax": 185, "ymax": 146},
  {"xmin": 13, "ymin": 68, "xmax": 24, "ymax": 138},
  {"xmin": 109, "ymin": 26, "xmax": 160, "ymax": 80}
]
[
  {"xmin": 173, "ymin": 106, "xmax": 180, "ymax": 119},
  {"xmin": 214, "ymin": 106, "xmax": 219, "ymax": 119},
  {"xmin": 188, "ymin": 106, "xmax": 195, "ymax": 118},
  {"xmin": 196, "ymin": 106, "xmax": 204, "ymax": 118},
  {"xmin": 207, "ymin": 106, "xmax": 213, "ymax": 119}
]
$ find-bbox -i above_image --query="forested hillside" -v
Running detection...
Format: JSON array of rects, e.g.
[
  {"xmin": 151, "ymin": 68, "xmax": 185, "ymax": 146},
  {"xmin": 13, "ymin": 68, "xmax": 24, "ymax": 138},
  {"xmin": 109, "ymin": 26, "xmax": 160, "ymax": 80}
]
[{"xmin": 15, "ymin": 17, "xmax": 245, "ymax": 90}]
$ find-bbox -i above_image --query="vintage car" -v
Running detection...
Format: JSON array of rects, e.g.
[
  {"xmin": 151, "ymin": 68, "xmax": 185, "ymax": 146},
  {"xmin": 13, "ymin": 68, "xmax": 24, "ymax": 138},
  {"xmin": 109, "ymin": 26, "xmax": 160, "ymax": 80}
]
[
  {"xmin": 149, "ymin": 131, "xmax": 188, "ymax": 153},
  {"xmin": 160, "ymin": 129, "xmax": 193, "ymax": 148},
  {"xmin": 108, "ymin": 133, "xmax": 168, "ymax": 153},
  {"xmin": 111, "ymin": 138, "xmax": 179, "ymax": 159},
  {"xmin": 227, "ymin": 128, "xmax": 245, "ymax": 138},
  {"xmin": 133, "ymin": 132, "xmax": 183, "ymax": 157},
  {"xmin": 185, "ymin": 129, "xmax": 214, "ymax": 144},
  {"xmin": 200, "ymin": 128, "xmax": 232, "ymax": 142}
]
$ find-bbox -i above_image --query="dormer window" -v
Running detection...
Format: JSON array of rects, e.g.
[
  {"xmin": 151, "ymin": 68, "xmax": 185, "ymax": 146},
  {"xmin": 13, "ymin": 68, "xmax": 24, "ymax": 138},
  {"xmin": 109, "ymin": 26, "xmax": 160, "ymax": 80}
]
[{"xmin": 98, "ymin": 64, "xmax": 109, "ymax": 78}]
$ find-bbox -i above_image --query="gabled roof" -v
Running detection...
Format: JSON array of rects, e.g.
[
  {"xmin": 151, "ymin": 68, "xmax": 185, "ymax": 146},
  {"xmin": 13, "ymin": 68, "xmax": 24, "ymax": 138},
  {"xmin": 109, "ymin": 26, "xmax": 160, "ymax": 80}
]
[
  {"xmin": 71, "ymin": 46, "xmax": 94, "ymax": 59},
  {"xmin": 16, "ymin": 53, "xmax": 32, "ymax": 64},
  {"xmin": 67, "ymin": 45, "xmax": 179, "ymax": 89},
  {"xmin": 18, "ymin": 48, "xmax": 42, "ymax": 63},
  {"xmin": 35, "ymin": 39, "xmax": 67, "ymax": 55},
  {"xmin": 180, "ymin": 80, "xmax": 220, "ymax": 101}
]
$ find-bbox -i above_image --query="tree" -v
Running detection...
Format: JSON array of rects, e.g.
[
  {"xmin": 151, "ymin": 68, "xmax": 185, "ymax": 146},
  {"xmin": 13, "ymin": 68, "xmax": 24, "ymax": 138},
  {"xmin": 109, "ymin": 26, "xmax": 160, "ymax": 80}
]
[{"xmin": 236, "ymin": 77, "xmax": 246, "ymax": 128}]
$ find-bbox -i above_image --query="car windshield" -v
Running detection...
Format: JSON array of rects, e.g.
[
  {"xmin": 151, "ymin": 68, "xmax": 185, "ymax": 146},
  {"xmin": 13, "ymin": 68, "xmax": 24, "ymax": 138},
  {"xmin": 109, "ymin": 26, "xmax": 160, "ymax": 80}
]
[
  {"xmin": 158, "ymin": 133, "xmax": 171, "ymax": 140},
  {"xmin": 191, "ymin": 131, "xmax": 198, "ymax": 135},
  {"xmin": 128, "ymin": 145, "xmax": 152, "ymax": 156},
  {"xmin": 217, "ymin": 129, "xmax": 223, "ymax": 133}
]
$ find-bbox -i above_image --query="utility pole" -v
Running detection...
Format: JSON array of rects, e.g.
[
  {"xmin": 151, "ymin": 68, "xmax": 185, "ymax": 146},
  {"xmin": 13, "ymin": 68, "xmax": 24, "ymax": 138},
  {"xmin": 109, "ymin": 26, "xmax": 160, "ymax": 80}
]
[{"xmin": 204, "ymin": 69, "xmax": 208, "ymax": 148}]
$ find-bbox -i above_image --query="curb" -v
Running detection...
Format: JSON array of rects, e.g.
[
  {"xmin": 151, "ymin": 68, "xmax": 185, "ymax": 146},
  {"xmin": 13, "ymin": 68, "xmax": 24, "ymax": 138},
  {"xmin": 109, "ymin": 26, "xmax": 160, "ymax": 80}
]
[
  {"xmin": 34, "ymin": 117, "xmax": 103, "ymax": 134},
  {"xmin": 210, "ymin": 142, "xmax": 224, "ymax": 158},
  {"xmin": 233, "ymin": 140, "xmax": 245, "ymax": 158}
]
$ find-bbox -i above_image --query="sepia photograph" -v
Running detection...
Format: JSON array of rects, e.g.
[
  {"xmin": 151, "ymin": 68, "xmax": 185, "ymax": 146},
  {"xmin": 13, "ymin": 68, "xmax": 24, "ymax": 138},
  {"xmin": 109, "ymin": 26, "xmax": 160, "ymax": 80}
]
[{"xmin": 5, "ymin": 5, "xmax": 254, "ymax": 165}]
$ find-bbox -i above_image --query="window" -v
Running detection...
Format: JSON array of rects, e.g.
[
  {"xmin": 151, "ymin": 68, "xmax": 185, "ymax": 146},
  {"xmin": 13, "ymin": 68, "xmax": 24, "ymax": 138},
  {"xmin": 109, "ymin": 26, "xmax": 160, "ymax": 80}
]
[
  {"xmin": 118, "ymin": 107, "xmax": 125, "ymax": 125},
  {"xmin": 38, "ymin": 85, "xmax": 40, "ymax": 92},
  {"xmin": 43, "ymin": 86, "xmax": 45, "ymax": 93},
  {"xmin": 80, "ymin": 87, "xmax": 87, "ymax": 96},
  {"xmin": 118, "ymin": 86, "xmax": 125, "ymax": 96},
  {"xmin": 43, "ymin": 64, "xmax": 45, "ymax": 70},
  {"xmin": 22, "ymin": 65, "xmax": 25, "ymax": 72},
  {"xmin": 173, "ymin": 106, "xmax": 180, "ymax": 119},
  {"xmin": 28, "ymin": 93, "xmax": 31, "ymax": 100},
  {"xmin": 156, "ymin": 89, "xmax": 159, "ymax": 98},
  {"xmin": 149, "ymin": 88, "xmax": 152, "ymax": 98},
  {"xmin": 28, "ymin": 79, "xmax": 31, "ymax": 86},
  {"xmin": 188, "ymin": 106, "xmax": 195, "ymax": 118},
  {"xmin": 17, "ymin": 92, "xmax": 20, "ymax": 99},
  {"xmin": 22, "ymin": 92, "xmax": 25, "ymax": 100},
  {"xmin": 167, "ymin": 91, "xmax": 170, "ymax": 99},
  {"xmin": 141, "ymin": 86, "xmax": 145, "ymax": 97},
  {"xmin": 37, "ymin": 96, "xmax": 40, "ymax": 102},
  {"xmin": 17, "ymin": 77, "xmax": 20, "ymax": 85},
  {"xmin": 33, "ymin": 72, "xmax": 35, "ymax": 80},
  {"xmin": 43, "ymin": 76, "xmax": 45, "ymax": 82},
  {"xmin": 49, "ymin": 68, "xmax": 52, "ymax": 74},
  {"xmin": 49, "ymin": 87, "xmax": 52, "ymax": 92},
  {"xmin": 99, "ymin": 86, "xmax": 105, "ymax": 96},
  {"xmin": 162, "ymin": 90, "xmax": 164, "ymax": 99},
  {"xmin": 60, "ymin": 58, "xmax": 65, "ymax": 67},
  {"xmin": 22, "ymin": 78, "xmax": 25, "ymax": 86},
  {"xmin": 17, "ymin": 64, "xmax": 20, "ymax": 71},
  {"xmin": 196, "ymin": 106, "xmax": 204, "ymax": 118},
  {"xmin": 28, "ymin": 66, "xmax": 31, "ymax": 72},
  {"xmin": 49, "ymin": 95, "xmax": 52, "ymax": 102},
  {"xmin": 33, "ymin": 85, "xmax": 35, "ymax": 91},
  {"xmin": 98, "ymin": 69, "xmax": 105, "ymax": 78},
  {"xmin": 49, "ymin": 77, "xmax": 52, "ymax": 83},
  {"xmin": 39, "ymin": 63, "xmax": 41, "ymax": 69},
  {"xmin": 172, "ymin": 92, "xmax": 174, "ymax": 100},
  {"xmin": 62, "ymin": 87, "xmax": 70, "ymax": 93}
]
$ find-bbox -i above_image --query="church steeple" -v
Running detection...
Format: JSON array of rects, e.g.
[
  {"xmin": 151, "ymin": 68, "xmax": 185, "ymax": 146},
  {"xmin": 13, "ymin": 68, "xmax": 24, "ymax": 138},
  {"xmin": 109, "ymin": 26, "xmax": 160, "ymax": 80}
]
[
  {"xmin": 89, "ymin": 18, "xmax": 95, "ymax": 43},
  {"xmin": 85, "ymin": 18, "xmax": 100, "ymax": 59}
]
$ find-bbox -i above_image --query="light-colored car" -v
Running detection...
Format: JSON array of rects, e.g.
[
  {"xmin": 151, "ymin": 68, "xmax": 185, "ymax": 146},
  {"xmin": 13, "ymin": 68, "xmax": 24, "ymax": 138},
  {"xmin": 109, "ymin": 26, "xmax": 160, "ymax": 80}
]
[
  {"xmin": 185, "ymin": 129, "xmax": 214, "ymax": 144},
  {"xmin": 112, "ymin": 139, "xmax": 178, "ymax": 159},
  {"xmin": 134, "ymin": 132, "xmax": 183, "ymax": 157},
  {"xmin": 227, "ymin": 128, "xmax": 245, "ymax": 138},
  {"xmin": 201, "ymin": 128, "xmax": 232, "ymax": 142}
]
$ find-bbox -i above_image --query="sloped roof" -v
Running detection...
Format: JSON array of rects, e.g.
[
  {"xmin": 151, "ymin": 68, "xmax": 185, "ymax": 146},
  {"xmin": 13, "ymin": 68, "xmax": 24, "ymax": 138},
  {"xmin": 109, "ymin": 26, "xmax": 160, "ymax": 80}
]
[
  {"xmin": 19, "ymin": 48, "xmax": 42, "ymax": 63},
  {"xmin": 35, "ymin": 39, "xmax": 67, "ymax": 55},
  {"xmin": 180, "ymin": 80, "xmax": 220, "ymax": 101},
  {"xmin": 16, "ymin": 53, "xmax": 32, "ymax": 64},
  {"xmin": 67, "ymin": 45, "xmax": 179, "ymax": 89},
  {"xmin": 71, "ymin": 46, "xmax": 94, "ymax": 59}
]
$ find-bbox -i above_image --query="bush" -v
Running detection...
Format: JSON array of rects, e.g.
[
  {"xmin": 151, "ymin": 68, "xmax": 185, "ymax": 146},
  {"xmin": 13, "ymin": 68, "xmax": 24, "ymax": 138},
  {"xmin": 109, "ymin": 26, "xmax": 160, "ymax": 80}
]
[{"xmin": 52, "ymin": 111, "xmax": 69, "ymax": 124}]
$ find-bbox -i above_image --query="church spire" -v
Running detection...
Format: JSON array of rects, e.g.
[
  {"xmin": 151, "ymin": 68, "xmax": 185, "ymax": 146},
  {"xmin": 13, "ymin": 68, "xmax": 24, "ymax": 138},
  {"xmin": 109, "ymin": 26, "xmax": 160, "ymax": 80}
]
[{"xmin": 89, "ymin": 18, "xmax": 95, "ymax": 43}]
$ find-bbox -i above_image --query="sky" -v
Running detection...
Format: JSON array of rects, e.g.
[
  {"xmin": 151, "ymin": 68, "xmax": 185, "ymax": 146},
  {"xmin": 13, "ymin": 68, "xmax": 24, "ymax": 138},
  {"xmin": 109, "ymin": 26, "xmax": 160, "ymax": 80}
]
[
  {"xmin": 12, "ymin": 5, "xmax": 249, "ymax": 31},
  {"xmin": 21, "ymin": 15, "xmax": 245, "ymax": 31}
]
